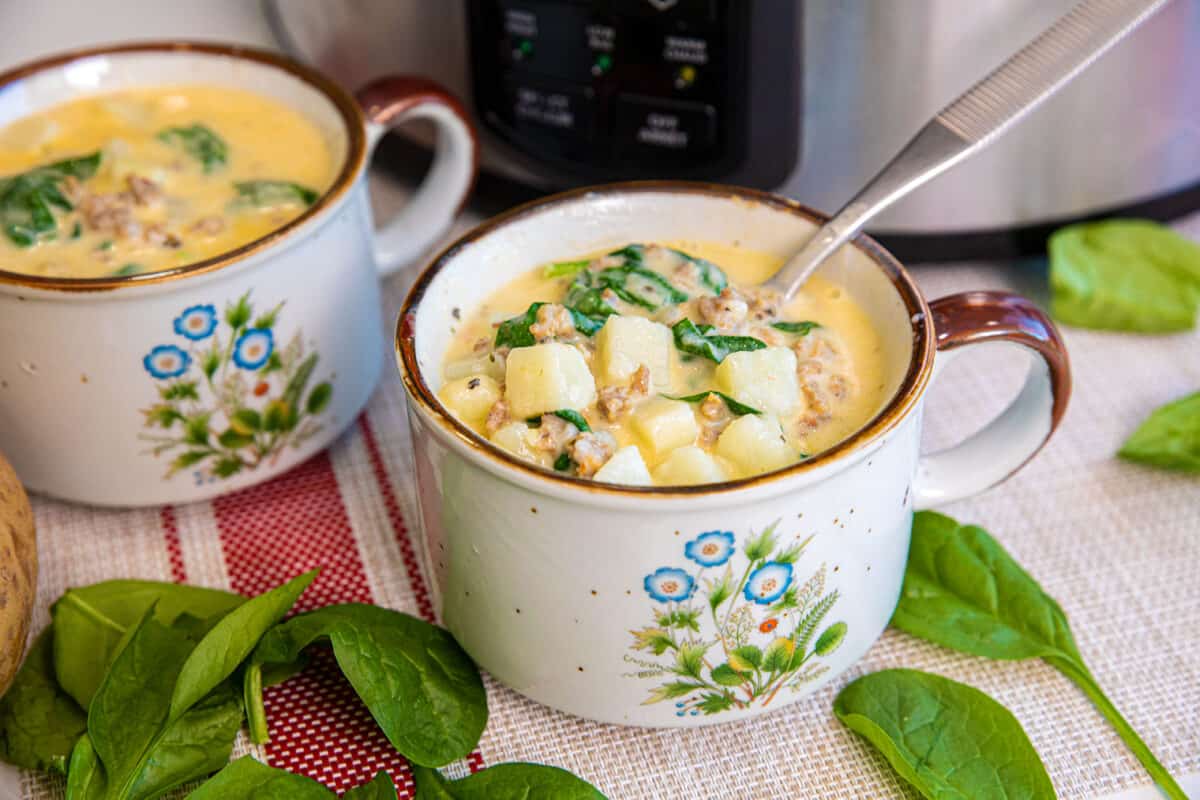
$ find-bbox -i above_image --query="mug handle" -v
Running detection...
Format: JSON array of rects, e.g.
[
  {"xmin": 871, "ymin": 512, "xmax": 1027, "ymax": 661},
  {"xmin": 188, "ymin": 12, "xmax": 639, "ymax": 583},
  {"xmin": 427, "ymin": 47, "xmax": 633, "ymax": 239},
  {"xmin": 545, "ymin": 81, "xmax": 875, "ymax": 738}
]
[
  {"xmin": 356, "ymin": 77, "xmax": 479, "ymax": 277},
  {"xmin": 912, "ymin": 291, "xmax": 1071, "ymax": 508}
]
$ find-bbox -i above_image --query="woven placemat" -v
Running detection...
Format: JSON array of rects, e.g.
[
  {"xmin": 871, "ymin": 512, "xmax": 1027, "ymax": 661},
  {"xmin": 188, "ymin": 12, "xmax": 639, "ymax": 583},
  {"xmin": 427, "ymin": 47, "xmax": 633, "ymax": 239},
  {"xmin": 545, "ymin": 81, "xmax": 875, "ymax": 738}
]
[{"xmin": 12, "ymin": 212, "xmax": 1200, "ymax": 799}]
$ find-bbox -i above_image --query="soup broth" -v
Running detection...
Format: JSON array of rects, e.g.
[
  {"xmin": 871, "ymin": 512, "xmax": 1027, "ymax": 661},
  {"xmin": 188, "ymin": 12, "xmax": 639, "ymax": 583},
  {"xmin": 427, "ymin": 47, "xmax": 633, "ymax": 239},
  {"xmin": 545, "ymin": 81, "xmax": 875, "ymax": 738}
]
[
  {"xmin": 0, "ymin": 86, "xmax": 336, "ymax": 279},
  {"xmin": 439, "ymin": 241, "xmax": 888, "ymax": 486}
]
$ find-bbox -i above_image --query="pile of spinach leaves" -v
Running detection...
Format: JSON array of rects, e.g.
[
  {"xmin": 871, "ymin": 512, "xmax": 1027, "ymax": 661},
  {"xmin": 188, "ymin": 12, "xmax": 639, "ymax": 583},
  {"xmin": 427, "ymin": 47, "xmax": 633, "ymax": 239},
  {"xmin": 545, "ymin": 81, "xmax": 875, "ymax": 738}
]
[
  {"xmin": 836, "ymin": 511, "xmax": 1187, "ymax": 800},
  {"xmin": 0, "ymin": 572, "xmax": 607, "ymax": 799}
]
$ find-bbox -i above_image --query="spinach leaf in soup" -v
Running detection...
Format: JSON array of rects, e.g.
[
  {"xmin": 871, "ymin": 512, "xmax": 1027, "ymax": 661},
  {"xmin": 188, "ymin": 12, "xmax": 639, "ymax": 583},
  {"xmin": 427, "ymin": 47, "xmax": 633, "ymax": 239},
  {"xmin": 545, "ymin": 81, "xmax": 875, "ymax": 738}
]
[
  {"xmin": 771, "ymin": 320, "xmax": 819, "ymax": 336},
  {"xmin": 834, "ymin": 669, "xmax": 1054, "ymax": 800},
  {"xmin": 1049, "ymin": 219, "xmax": 1200, "ymax": 332},
  {"xmin": 668, "ymin": 246, "xmax": 728, "ymax": 294},
  {"xmin": 412, "ymin": 763, "xmax": 608, "ymax": 799},
  {"xmin": 0, "ymin": 628, "xmax": 88, "ymax": 774},
  {"xmin": 596, "ymin": 245, "xmax": 688, "ymax": 310},
  {"xmin": 494, "ymin": 302, "xmax": 605, "ymax": 349},
  {"xmin": 0, "ymin": 151, "xmax": 101, "ymax": 247},
  {"xmin": 246, "ymin": 603, "xmax": 487, "ymax": 767},
  {"xmin": 1117, "ymin": 390, "xmax": 1200, "ymax": 472},
  {"xmin": 564, "ymin": 271, "xmax": 619, "ymax": 319},
  {"xmin": 186, "ymin": 756, "xmax": 339, "ymax": 799},
  {"xmin": 893, "ymin": 510, "xmax": 1188, "ymax": 800},
  {"xmin": 671, "ymin": 318, "xmax": 766, "ymax": 363},
  {"xmin": 232, "ymin": 180, "xmax": 319, "ymax": 209},
  {"xmin": 665, "ymin": 391, "xmax": 761, "ymax": 416},
  {"xmin": 543, "ymin": 259, "xmax": 590, "ymax": 278},
  {"xmin": 530, "ymin": 409, "xmax": 589, "ymax": 432},
  {"xmin": 112, "ymin": 264, "xmax": 143, "ymax": 277},
  {"xmin": 51, "ymin": 580, "xmax": 244, "ymax": 709},
  {"xmin": 157, "ymin": 125, "xmax": 228, "ymax": 173}
]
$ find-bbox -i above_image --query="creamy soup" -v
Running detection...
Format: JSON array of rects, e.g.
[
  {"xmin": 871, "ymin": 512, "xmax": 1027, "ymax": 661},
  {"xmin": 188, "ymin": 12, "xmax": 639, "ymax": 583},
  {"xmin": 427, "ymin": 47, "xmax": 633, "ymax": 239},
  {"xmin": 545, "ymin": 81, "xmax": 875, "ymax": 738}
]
[
  {"xmin": 0, "ymin": 86, "xmax": 336, "ymax": 278},
  {"xmin": 439, "ymin": 242, "xmax": 888, "ymax": 486}
]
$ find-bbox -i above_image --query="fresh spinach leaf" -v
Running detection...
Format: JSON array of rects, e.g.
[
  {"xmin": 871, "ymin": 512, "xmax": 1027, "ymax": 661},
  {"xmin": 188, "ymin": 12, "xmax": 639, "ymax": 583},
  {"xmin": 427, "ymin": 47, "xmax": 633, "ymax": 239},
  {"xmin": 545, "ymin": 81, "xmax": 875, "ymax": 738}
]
[
  {"xmin": 1117, "ymin": 391, "xmax": 1200, "ymax": 472},
  {"xmin": 0, "ymin": 628, "xmax": 88, "ymax": 774},
  {"xmin": 66, "ymin": 734, "xmax": 105, "ymax": 799},
  {"xmin": 834, "ymin": 669, "xmax": 1054, "ymax": 800},
  {"xmin": 233, "ymin": 180, "xmax": 318, "ymax": 209},
  {"xmin": 1049, "ymin": 219, "xmax": 1200, "ymax": 332},
  {"xmin": 671, "ymin": 319, "xmax": 766, "ymax": 363},
  {"xmin": 893, "ymin": 511, "xmax": 1187, "ymax": 799},
  {"xmin": 52, "ymin": 581, "xmax": 244, "ymax": 709},
  {"xmin": 0, "ymin": 151, "xmax": 101, "ymax": 247},
  {"xmin": 412, "ymin": 763, "xmax": 607, "ymax": 799},
  {"xmin": 543, "ymin": 259, "xmax": 590, "ymax": 278},
  {"xmin": 168, "ymin": 570, "xmax": 316, "ymax": 721},
  {"xmin": 669, "ymin": 247, "xmax": 727, "ymax": 294},
  {"xmin": 342, "ymin": 771, "xmax": 397, "ymax": 799},
  {"xmin": 157, "ymin": 125, "xmax": 228, "ymax": 173},
  {"xmin": 665, "ymin": 391, "xmax": 761, "ymax": 416},
  {"xmin": 770, "ymin": 320, "xmax": 819, "ymax": 336},
  {"xmin": 247, "ymin": 603, "xmax": 487, "ymax": 767},
  {"xmin": 186, "ymin": 756, "xmax": 334, "ymax": 799}
]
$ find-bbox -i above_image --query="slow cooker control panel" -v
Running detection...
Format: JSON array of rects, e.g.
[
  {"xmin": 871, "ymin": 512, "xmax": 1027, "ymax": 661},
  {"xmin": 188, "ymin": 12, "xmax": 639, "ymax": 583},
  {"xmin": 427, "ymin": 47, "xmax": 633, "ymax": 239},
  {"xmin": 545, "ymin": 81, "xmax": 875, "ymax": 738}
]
[{"xmin": 467, "ymin": 0, "xmax": 800, "ymax": 186}]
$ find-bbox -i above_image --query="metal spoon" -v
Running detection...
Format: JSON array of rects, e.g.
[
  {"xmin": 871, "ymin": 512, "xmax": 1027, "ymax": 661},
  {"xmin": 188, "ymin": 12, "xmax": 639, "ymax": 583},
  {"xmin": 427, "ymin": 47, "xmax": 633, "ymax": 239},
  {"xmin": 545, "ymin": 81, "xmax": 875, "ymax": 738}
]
[{"xmin": 767, "ymin": 0, "xmax": 1172, "ymax": 301}]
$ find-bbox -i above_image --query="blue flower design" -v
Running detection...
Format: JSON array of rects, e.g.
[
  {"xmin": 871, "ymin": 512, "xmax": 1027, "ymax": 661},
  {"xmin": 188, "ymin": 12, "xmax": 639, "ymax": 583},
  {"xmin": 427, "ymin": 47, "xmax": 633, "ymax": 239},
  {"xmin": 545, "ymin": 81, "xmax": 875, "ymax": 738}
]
[
  {"xmin": 232, "ymin": 328, "xmax": 274, "ymax": 370},
  {"xmin": 684, "ymin": 530, "xmax": 735, "ymax": 567},
  {"xmin": 743, "ymin": 561, "xmax": 793, "ymax": 605},
  {"xmin": 143, "ymin": 344, "xmax": 192, "ymax": 379},
  {"xmin": 173, "ymin": 304, "xmax": 218, "ymax": 340},
  {"xmin": 644, "ymin": 567, "xmax": 695, "ymax": 603}
]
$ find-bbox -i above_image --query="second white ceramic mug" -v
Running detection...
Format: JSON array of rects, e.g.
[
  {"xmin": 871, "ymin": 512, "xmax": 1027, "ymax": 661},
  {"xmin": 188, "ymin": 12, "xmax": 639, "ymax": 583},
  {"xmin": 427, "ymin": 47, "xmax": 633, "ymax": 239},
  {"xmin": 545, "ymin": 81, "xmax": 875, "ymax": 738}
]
[{"xmin": 0, "ymin": 43, "xmax": 477, "ymax": 506}]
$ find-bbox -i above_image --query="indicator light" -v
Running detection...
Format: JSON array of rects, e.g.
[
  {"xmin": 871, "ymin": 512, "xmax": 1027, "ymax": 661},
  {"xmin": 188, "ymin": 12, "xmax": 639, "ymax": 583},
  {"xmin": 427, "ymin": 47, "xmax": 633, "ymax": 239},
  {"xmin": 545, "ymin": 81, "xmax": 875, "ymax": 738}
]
[
  {"xmin": 592, "ymin": 53, "xmax": 613, "ymax": 76},
  {"xmin": 513, "ymin": 39, "xmax": 534, "ymax": 60},
  {"xmin": 675, "ymin": 65, "xmax": 697, "ymax": 89}
]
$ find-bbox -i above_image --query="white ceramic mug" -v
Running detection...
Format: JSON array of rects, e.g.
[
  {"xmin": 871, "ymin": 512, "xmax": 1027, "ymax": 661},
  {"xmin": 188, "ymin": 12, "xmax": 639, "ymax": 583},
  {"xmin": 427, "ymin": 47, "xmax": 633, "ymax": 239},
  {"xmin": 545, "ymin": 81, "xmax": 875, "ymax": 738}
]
[
  {"xmin": 396, "ymin": 183, "xmax": 1070, "ymax": 728},
  {"xmin": 0, "ymin": 42, "xmax": 477, "ymax": 506}
]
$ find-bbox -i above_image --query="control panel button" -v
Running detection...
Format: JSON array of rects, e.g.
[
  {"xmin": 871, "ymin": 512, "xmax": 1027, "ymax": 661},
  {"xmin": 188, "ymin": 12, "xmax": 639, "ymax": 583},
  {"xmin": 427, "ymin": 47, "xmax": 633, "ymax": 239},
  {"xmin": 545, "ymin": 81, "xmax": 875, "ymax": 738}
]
[
  {"xmin": 615, "ymin": 94, "xmax": 716, "ymax": 155},
  {"xmin": 504, "ymin": 79, "xmax": 596, "ymax": 140}
]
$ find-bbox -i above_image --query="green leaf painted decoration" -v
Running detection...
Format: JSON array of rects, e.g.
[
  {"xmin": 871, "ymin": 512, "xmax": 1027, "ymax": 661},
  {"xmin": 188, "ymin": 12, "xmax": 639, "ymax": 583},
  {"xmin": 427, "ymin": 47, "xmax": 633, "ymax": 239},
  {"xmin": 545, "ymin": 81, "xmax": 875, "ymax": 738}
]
[
  {"xmin": 893, "ymin": 511, "xmax": 1187, "ymax": 799},
  {"xmin": 1049, "ymin": 219, "xmax": 1200, "ymax": 332},
  {"xmin": 231, "ymin": 180, "xmax": 318, "ymax": 208},
  {"xmin": 157, "ymin": 125, "xmax": 228, "ymax": 173},
  {"xmin": 665, "ymin": 391, "xmax": 761, "ymax": 416},
  {"xmin": 834, "ymin": 669, "xmax": 1055, "ymax": 800},
  {"xmin": 0, "ymin": 629, "xmax": 88, "ymax": 774},
  {"xmin": 0, "ymin": 151, "xmax": 101, "ymax": 247},
  {"xmin": 1117, "ymin": 391, "xmax": 1200, "ymax": 472},
  {"xmin": 247, "ymin": 603, "xmax": 487, "ymax": 767},
  {"xmin": 671, "ymin": 319, "xmax": 765, "ymax": 363},
  {"xmin": 411, "ymin": 762, "xmax": 607, "ymax": 799}
]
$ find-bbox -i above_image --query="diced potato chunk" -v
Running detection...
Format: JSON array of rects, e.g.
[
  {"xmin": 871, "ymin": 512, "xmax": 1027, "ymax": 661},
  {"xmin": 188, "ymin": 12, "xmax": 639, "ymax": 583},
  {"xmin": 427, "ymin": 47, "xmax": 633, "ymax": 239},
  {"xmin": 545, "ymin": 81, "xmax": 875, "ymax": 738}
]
[
  {"xmin": 438, "ymin": 375, "xmax": 502, "ymax": 433},
  {"xmin": 631, "ymin": 396, "xmax": 699, "ymax": 462},
  {"xmin": 489, "ymin": 422, "xmax": 538, "ymax": 463},
  {"xmin": 652, "ymin": 445, "xmax": 729, "ymax": 485},
  {"xmin": 716, "ymin": 414, "xmax": 798, "ymax": 477},
  {"xmin": 444, "ymin": 353, "xmax": 505, "ymax": 382},
  {"xmin": 505, "ymin": 343, "xmax": 596, "ymax": 419},
  {"xmin": 593, "ymin": 445, "xmax": 653, "ymax": 486},
  {"xmin": 715, "ymin": 347, "xmax": 802, "ymax": 418},
  {"xmin": 594, "ymin": 316, "xmax": 673, "ymax": 390}
]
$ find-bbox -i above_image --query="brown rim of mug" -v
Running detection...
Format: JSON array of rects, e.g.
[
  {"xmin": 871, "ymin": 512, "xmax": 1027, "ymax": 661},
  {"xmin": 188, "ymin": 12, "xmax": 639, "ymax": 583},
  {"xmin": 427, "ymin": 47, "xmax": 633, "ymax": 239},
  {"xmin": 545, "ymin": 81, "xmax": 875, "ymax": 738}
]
[
  {"xmin": 0, "ymin": 41, "xmax": 368, "ymax": 294},
  {"xmin": 396, "ymin": 181, "xmax": 938, "ymax": 498}
]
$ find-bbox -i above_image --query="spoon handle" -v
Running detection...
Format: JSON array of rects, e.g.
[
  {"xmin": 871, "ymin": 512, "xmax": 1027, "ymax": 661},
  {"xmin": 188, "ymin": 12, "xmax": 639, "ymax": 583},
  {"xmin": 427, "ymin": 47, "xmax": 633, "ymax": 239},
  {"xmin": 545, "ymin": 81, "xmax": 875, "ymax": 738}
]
[{"xmin": 768, "ymin": 0, "xmax": 1171, "ymax": 301}]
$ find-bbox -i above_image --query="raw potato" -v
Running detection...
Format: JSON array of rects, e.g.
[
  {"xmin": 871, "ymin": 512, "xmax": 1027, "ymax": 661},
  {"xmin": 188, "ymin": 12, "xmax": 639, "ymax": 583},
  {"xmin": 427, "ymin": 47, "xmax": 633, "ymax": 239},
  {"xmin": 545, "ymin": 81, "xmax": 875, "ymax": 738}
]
[
  {"xmin": 595, "ymin": 316, "xmax": 673, "ymax": 390},
  {"xmin": 652, "ymin": 445, "xmax": 729, "ymax": 485},
  {"xmin": 631, "ymin": 397, "xmax": 699, "ymax": 463},
  {"xmin": 505, "ymin": 343, "xmax": 597, "ymax": 419},
  {"xmin": 715, "ymin": 347, "xmax": 802, "ymax": 418},
  {"xmin": 0, "ymin": 451, "xmax": 36, "ymax": 697},
  {"xmin": 594, "ymin": 445, "xmax": 653, "ymax": 485},
  {"xmin": 438, "ymin": 375, "xmax": 502, "ymax": 433},
  {"xmin": 716, "ymin": 415, "xmax": 797, "ymax": 477}
]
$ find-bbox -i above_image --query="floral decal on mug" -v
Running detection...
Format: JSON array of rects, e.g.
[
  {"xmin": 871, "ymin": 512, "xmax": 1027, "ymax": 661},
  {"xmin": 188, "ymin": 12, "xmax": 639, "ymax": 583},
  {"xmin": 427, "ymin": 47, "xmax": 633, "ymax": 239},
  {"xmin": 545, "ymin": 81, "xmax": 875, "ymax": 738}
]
[
  {"xmin": 138, "ymin": 292, "xmax": 333, "ymax": 483},
  {"xmin": 626, "ymin": 521, "xmax": 846, "ymax": 717}
]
